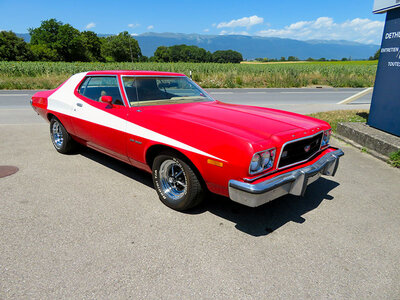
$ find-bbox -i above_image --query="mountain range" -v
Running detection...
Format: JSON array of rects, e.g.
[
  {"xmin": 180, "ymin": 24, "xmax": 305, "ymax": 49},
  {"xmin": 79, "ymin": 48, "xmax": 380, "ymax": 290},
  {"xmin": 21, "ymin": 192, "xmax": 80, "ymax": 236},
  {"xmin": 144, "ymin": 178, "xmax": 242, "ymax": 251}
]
[{"xmin": 17, "ymin": 32, "xmax": 380, "ymax": 60}]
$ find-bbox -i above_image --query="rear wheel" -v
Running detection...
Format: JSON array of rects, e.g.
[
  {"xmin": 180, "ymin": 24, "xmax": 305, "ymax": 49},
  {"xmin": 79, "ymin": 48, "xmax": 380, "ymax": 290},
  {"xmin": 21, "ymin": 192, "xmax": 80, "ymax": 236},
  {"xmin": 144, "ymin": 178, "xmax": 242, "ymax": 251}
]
[
  {"xmin": 152, "ymin": 154, "xmax": 204, "ymax": 211},
  {"xmin": 50, "ymin": 118, "xmax": 76, "ymax": 154}
]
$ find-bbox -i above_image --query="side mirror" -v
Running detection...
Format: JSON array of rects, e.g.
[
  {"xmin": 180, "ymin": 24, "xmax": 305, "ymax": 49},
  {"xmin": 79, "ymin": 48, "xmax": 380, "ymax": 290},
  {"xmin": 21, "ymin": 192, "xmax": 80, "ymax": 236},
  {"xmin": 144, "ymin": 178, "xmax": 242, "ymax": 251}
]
[{"xmin": 101, "ymin": 95, "xmax": 113, "ymax": 105}]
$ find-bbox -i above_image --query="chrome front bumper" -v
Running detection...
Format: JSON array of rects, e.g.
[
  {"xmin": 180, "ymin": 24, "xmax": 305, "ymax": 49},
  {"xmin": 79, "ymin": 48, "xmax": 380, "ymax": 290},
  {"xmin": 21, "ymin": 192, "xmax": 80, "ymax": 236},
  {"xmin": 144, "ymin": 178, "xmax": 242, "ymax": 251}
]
[{"xmin": 228, "ymin": 149, "xmax": 344, "ymax": 207}]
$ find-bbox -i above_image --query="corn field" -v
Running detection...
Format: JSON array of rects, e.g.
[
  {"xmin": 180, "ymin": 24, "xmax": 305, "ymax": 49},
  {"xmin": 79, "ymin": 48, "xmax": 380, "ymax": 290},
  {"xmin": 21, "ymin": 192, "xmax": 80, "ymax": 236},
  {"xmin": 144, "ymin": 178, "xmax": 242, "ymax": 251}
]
[{"xmin": 0, "ymin": 61, "xmax": 378, "ymax": 89}]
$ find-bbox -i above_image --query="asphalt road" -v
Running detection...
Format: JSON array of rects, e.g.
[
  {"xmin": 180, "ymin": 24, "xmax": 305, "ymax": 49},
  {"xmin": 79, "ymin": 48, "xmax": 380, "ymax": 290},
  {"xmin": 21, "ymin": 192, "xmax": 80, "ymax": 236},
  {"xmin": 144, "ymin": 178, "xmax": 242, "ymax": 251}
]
[
  {"xmin": 0, "ymin": 88, "xmax": 371, "ymax": 125},
  {"xmin": 1, "ymin": 89, "xmax": 399, "ymax": 298},
  {"xmin": 208, "ymin": 87, "xmax": 372, "ymax": 114}
]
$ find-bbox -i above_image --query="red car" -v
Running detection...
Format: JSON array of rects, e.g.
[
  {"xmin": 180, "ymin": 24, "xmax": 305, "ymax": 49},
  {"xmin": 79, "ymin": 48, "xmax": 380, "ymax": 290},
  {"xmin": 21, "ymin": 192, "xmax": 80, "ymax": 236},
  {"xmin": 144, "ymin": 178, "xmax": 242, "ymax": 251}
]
[{"xmin": 31, "ymin": 70, "xmax": 343, "ymax": 211}]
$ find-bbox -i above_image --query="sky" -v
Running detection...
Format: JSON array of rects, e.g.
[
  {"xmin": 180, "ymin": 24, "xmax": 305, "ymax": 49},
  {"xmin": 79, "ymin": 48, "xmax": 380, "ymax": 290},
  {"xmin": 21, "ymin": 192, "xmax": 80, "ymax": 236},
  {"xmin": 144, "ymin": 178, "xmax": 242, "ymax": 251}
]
[{"xmin": 0, "ymin": 0, "xmax": 386, "ymax": 44}]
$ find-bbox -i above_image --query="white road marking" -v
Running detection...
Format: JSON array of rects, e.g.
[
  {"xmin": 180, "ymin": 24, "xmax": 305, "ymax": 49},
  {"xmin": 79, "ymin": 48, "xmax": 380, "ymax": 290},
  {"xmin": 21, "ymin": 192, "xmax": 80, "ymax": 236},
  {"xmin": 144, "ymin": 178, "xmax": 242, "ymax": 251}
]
[
  {"xmin": 0, "ymin": 123, "xmax": 46, "ymax": 126},
  {"xmin": 0, "ymin": 108, "xmax": 32, "ymax": 111},
  {"xmin": 280, "ymin": 91, "xmax": 356, "ymax": 94},
  {"xmin": 210, "ymin": 92, "xmax": 234, "ymax": 94},
  {"xmin": 337, "ymin": 87, "xmax": 374, "ymax": 105}
]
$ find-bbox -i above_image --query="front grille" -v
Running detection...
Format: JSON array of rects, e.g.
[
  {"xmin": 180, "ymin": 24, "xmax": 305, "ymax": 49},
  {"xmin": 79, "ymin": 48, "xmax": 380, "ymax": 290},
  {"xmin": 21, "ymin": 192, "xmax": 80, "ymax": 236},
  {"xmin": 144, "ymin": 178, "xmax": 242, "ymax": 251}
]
[{"xmin": 278, "ymin": 132, "xmax": 323, "ymax": 168}]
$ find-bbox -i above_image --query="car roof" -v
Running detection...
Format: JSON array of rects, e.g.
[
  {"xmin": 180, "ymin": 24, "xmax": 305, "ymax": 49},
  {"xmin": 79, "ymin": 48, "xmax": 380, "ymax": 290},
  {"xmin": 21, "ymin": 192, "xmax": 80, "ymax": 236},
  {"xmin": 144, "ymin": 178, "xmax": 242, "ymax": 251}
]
[{"xmin": 86, "ymin": 70, "xmax": 186, "ymax": 76}]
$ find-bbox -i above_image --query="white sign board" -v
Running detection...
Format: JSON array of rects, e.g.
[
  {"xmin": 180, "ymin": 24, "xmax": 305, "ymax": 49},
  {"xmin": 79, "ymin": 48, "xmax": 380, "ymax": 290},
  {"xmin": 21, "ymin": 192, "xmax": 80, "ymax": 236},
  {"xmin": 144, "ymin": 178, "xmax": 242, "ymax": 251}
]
[{"xmin": 374, "ymin": 0, "xmax": 400, "ymax": 13}]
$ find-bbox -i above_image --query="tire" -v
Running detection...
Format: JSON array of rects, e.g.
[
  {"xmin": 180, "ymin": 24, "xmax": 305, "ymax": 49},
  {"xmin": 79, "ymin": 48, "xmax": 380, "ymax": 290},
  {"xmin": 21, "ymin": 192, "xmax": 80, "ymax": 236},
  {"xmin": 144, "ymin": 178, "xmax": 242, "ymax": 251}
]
[
  {"xmin": 50, "ymin": 118, "xmax": 76, "ymax": 154},
  {"xmin": 152, "ymin": 153, "xmax": 204, "ymax": 211}
]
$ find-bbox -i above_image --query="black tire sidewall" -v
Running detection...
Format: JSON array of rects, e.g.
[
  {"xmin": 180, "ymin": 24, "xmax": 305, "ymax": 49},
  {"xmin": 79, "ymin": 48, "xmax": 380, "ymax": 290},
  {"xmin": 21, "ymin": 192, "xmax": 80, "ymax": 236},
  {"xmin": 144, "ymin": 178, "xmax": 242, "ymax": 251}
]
[
  {"xmin": 50, "ymin": 118, "xmax": 71, "ymax": 153},
  {"xmin": 152, "ymin": 154, "xmax": 201, "ymax": 211}
]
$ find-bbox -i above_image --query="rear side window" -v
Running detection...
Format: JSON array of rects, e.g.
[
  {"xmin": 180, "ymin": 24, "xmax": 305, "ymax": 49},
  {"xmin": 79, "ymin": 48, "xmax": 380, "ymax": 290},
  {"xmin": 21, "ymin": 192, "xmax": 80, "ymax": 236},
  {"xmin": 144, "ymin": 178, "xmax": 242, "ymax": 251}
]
[{"xmin": 78, "ymin": 76, "xmax": 124, "ymax": 106}]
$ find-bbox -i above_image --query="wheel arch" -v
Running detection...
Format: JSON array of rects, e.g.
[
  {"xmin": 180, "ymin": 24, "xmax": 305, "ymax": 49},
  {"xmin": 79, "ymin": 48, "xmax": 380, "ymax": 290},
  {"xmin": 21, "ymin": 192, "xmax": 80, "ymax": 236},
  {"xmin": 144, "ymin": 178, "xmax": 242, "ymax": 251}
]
[
  {"xmin": 47, "ymin": 112, "xmax": 66, "ymax": 125},
  {"xmin": 145, "ymin": 144, "xmax": 208, "ymax": 191},
  {"xmin": 46, "ymin": 112, "xmax": 75, "ymax": 136},
  {"xmin": 47, "ymin": 112, "xmax": 57, "ymax": 122}
]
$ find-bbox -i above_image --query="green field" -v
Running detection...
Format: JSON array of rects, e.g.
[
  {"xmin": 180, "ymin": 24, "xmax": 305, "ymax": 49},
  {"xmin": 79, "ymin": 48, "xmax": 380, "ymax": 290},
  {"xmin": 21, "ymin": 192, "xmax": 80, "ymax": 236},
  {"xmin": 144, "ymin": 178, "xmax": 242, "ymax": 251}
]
[{"xmin": 0, "ymin": 60, "xmax": 378, "ymax": 89}]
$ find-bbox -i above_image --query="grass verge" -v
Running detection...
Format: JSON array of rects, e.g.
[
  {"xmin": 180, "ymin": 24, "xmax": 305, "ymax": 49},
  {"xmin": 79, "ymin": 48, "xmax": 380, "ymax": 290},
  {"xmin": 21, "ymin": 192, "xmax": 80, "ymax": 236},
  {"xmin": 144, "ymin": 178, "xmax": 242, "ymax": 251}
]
[
  {"xmin": 308, "ymin": 109, "xmax": 399, "ymax": 168},
  {"xmin": 389, "ymin": 150, "xmax": 400, "ymax": 168},
  {"xmin": 0, "ymin": 74, "xmax": 68, "ymax": 90},
  {"xmin": 307, "ymin": 110, "xmax": 369, "ymax": 132}
]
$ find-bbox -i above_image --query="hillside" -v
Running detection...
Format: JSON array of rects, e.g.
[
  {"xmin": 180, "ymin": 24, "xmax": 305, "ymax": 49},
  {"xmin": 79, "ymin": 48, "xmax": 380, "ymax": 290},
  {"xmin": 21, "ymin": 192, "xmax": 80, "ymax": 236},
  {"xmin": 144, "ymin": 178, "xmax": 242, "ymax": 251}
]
[{"xmin": 17, "ymin": 32, "xmax": 379, "ymax": 60}]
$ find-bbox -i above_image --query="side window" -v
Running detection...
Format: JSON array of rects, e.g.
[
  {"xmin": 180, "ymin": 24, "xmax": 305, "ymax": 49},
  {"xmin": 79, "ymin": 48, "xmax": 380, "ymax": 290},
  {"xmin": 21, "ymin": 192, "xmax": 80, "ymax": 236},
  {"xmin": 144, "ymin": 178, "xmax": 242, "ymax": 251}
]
[
  {"xmin": 122, "ymin": 77, "xmax": 138, "ymax": 102},
  {"xmin": 78, "ymin": 77, "xmax": 90, "ymax": 95},
  {"xmin": 78, "ymin": 76, "xmax": 124, "ymax": 106}
]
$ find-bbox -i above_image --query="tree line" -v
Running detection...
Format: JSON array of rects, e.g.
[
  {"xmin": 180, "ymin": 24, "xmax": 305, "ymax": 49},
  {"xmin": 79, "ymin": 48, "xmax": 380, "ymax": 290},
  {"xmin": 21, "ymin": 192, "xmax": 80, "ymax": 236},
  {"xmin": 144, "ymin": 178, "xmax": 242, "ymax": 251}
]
[
  {"xmin": 153, "ymin": 45, "xmax": 242, "ymax": 63},
  {"xmin": 0, "ymin": 19, "xmax": 243, "ymax": 63},
  {"xmin": 254, "ymin": 49, "xmax": 380, "ymax": 62}
]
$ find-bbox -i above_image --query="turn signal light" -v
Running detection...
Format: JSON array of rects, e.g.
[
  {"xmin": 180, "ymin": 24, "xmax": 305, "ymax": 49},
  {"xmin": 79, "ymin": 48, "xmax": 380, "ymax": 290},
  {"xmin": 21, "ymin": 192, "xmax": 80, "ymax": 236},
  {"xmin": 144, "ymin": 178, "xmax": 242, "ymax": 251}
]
[{"xmin": 207, "ymin": 159, "xmax": 223, "ymax": 167}]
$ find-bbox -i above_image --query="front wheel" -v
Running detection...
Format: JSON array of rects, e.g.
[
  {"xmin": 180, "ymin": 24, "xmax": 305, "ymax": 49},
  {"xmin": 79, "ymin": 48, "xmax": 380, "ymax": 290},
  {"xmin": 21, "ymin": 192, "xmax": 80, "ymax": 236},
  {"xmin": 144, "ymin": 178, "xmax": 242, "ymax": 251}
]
[
  {"xmin": 152, "ymin": 154, "xmax": 204, "ymax": 211},
  {"xmin": 50, "ymin": 118, "xmax": 76, "ymax": 154}
]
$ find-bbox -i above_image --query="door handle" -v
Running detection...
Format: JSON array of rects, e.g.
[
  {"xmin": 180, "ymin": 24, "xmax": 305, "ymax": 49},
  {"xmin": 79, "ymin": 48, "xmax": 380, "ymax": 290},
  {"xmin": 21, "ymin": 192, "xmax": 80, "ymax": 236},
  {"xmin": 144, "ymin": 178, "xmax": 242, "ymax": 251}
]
[{"xmin": 76, "ymin": 103, "xmax": 83, "ymax": 107}]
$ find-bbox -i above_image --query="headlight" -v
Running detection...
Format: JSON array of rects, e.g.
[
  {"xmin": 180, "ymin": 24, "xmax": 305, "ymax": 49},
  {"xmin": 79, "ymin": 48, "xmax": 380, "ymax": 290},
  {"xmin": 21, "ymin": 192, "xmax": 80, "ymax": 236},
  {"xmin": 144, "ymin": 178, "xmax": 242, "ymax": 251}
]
[
  {"xmin": 249, "ymin": 148, "xmax": 276, "ymax": 175},
  {"xmin": 321, "ymin": 129, "xmax": 332, "ymax": 148}
]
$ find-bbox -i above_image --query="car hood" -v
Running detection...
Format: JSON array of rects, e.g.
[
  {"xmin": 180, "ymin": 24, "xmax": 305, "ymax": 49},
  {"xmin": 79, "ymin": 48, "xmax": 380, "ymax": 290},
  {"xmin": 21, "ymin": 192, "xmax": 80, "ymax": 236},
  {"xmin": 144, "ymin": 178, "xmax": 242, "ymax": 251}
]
[{"xmin": 137, "ymin": 100, "xmax": 329, "ymax": 143}]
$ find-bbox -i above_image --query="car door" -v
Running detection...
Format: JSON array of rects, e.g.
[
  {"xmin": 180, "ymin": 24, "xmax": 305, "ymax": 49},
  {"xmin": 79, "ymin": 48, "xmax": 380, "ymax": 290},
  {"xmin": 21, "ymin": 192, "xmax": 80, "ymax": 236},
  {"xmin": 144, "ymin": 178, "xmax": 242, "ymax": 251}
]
[{"xmin": 72, "ymin": 75, "xmax": 129, "ymax": 162}]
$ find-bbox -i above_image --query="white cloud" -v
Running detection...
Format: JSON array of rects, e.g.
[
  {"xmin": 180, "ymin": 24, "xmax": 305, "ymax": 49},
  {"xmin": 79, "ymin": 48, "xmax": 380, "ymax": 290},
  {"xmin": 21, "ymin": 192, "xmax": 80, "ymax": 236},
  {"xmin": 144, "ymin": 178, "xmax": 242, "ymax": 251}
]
[
  {"xmin": 203, "ymin": 28, "xmax": 210, "ymax": 32},
  {"xmin": 128, "ymin": 23, "xmax": 140, "ymax": 28},
  {"xmin": 256, "ymin": 17, "xmax": 384, "ymax": 44},
  {"xmin": 85, "ymin": 22, "xmax": 96, "ymax": 29},
  {"xmin": 287, "ymin": 21, "xmax": 310, "ymax": 30},
  {"xmin": 313, "ymin": 17, "xmax": 334, "ymax": 28},
  {"xmin": 131, "ymin": 33, "xmax": 139, "ymax": 36},
  {"xmin": 147, "ymin": 25, "xmax": 154, "ymax": 30},
  {"xmin": 217, "ymin": 15, "xmax": 263, "ymax": 29}
]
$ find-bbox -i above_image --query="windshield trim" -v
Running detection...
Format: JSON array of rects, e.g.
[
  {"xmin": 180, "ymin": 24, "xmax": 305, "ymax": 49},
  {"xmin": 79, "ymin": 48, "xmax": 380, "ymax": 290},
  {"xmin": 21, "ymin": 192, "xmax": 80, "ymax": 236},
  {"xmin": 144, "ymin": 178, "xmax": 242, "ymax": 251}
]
[{"xmin": 120, "ymin": 75, "xmax": 215, "ymax": 108}]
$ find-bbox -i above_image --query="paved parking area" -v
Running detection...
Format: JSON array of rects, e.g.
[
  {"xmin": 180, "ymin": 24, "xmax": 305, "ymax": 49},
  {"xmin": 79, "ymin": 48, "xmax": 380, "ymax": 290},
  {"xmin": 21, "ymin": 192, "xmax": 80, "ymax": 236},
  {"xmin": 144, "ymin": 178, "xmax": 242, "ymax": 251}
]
[{"xmin": 1, "ymin": 122, "xmax": 399, "ymax": 298}]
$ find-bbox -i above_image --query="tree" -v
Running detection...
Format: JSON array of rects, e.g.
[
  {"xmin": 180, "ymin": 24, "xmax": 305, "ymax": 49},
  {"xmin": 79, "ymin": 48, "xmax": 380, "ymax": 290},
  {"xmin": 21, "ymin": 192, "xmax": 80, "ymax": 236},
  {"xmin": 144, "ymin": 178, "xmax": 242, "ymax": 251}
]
[
  {"xmin": 54, "ymin": 23, "xmax": 85, "ymax": 61},
  {"xmin": 0, "ymin": 30, "xmax": 32, "ymax": 61},
  {"xmin": 29, "ymin": 19, "xmax": 62, "ymax": 47},
  {"xmin": 287, "ymin": 56, "xmax": 299, "ymax": 61},
  {"xmin": 212, "ymin": 50, "xmax": 243, "ymax": 63},
  {"xmin": 153, "ymin": 44, "xmax": 212, "ymax": 62},
  {"xmin": 153, "ymin": 46, "xmax": 171, "ymax": 62},
  {"xmin": 153, "ymin": 45, "xmax": 242, "ymax": 63},
  {"xmin": 29, "ymin": 19, "xmax": 87, "ymax": 61},
  {"xmin": 102, "ymin": 31, "xmax": 142, "ymax": 62},
  {"xmin": 139, "ymin": 55, "xmax": 148, "ymax": 62},
  {"xmin": 179, "ymin": 45, "xmax": 205, "ymax": 62},
  {"xmin": 29, "ymin": 44, "xmax": 59, "ymax": 61},
  {"xmin": 169, "ymin": 45, "xmax": 183, "ymax": 62},
  {"xmin": 81, "ymin": 31, "xmax": 103, "ymax": 61},
  {"xmin": 372, "ymin": 49, "xmax": 380, "ymax": 60}
]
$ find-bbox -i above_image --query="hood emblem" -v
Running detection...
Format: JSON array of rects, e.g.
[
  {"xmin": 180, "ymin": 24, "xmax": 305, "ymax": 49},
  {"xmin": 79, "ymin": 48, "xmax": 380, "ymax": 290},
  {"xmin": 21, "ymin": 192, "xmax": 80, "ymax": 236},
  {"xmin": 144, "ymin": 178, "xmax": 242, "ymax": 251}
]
[{"xmin": 304, "ymin": 145, "xmax": 311, "ymax": 153}]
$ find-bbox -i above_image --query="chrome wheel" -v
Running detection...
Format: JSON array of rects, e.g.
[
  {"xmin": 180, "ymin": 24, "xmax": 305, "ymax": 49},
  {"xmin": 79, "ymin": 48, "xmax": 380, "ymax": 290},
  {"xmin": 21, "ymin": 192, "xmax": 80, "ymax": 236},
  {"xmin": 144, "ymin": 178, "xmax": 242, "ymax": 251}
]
[
  {"xmin": 152, "ymin": 154, "xmax": 204, "ymax": 211},
  {"xmin": 52, "ymin": 121, "xmax": 64, "ymax": 149},
  {"xmin": 159, "ymin": 159, "xmax": 187, "ymax": 201},
  {"xmin": 49, "ymin": 118, "xmax": 76, "ymax": 154}
]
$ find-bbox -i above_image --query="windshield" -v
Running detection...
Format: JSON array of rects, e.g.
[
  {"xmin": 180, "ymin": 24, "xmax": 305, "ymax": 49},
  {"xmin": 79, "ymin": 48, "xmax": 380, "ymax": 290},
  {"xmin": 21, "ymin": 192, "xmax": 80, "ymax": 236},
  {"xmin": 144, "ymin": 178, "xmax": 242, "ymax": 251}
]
[{"xmin": 122, "ymin": 76, "xmax": 214, "ymax": 106}]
